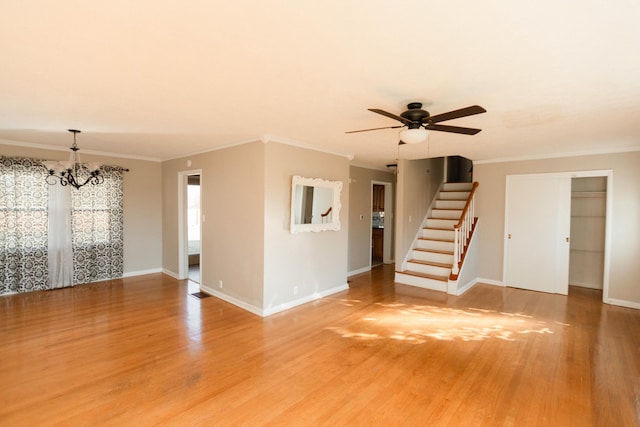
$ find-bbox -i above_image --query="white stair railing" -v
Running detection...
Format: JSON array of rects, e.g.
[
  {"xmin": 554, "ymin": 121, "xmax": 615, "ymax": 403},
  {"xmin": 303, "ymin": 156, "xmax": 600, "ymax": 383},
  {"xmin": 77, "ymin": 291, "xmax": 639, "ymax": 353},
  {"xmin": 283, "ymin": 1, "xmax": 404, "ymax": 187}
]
[{"xmin": 451, "ymin": 182, "xmax": 479, "ymax": 276}]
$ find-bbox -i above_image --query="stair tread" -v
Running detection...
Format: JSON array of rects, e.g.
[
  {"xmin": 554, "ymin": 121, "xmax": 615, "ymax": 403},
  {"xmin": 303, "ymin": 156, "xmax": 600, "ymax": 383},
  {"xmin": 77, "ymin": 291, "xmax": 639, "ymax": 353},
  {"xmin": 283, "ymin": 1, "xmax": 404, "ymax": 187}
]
[
  {"xmin": 396, "ymin": 270, "xmax": 448, "ymax": 282},
  {"xmin": 407, "ymin": 259, "xmax": 451, "ymax": 268},
  {"xmin": 418, "ymin": 237, "xmax": 454, "ymax": 242},
  {"xmin": 413, "ymin": 248, "xmax": 454, "ymax": 255},
  {"xmin": 423, "ymin": 226, "xmax": 455, "ymax": 231}
]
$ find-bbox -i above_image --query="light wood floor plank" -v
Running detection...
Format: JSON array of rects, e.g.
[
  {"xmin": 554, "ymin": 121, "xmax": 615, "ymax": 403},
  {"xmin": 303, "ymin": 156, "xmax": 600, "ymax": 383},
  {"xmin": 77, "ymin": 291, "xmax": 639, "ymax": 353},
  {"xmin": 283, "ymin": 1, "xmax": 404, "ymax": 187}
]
[{"xmin": 1, "ymin": 265, "xmax": 639, "ymax": 426}]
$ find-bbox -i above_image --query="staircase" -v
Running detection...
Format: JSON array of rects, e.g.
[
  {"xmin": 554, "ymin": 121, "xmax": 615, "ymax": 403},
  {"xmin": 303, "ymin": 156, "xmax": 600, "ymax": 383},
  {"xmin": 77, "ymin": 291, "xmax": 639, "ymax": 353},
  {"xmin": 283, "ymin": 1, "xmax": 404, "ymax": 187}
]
[{"xmin": 395, "ymin": 182, "xmax": 474, "ymax": 292}]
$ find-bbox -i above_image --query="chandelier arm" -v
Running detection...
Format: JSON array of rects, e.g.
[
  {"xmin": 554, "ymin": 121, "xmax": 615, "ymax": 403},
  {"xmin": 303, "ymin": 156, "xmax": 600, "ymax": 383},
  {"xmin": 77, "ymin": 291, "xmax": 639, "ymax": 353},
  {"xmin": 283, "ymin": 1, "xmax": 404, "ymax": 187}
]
[{"xmin": 77, "ymin": 173, "xmax": 101, "ymax": 188}]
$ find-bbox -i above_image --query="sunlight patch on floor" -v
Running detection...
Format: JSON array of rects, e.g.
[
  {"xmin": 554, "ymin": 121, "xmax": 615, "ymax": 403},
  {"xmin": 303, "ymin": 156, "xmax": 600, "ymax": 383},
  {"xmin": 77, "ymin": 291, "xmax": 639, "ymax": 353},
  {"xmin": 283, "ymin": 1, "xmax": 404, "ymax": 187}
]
[{"xmin": 327, "ymin": 302, "xmax": 562, "ymax": 343}]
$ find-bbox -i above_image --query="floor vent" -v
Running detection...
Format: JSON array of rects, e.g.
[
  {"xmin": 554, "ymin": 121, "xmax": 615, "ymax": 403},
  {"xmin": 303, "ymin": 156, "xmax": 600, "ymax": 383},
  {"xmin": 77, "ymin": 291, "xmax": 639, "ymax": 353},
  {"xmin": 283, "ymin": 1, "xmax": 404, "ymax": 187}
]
[{"xmin": 190, "ymin": 292, "xmax": 211, "ymax": 299}]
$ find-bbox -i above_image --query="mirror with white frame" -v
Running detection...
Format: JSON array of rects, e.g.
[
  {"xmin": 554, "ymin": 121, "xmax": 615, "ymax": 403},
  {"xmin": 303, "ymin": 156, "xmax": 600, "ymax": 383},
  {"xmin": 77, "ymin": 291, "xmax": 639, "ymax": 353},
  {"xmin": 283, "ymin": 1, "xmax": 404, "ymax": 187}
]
[{"xmin": 290, "ymin": 176, "xmax": 342, "ymax": 233}]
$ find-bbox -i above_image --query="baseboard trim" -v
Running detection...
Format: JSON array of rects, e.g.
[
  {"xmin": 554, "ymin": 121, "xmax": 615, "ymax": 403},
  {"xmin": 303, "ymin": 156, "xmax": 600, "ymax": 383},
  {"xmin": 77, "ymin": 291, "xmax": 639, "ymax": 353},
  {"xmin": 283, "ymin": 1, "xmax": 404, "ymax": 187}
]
[
  {"xmin": 200, "ymin": 286, "xmax": 264, "ymax": 317},
  {"xmin": 200, "ymin": 283, "xmax": 350, "ymax": 318},
  {"xmin": 161, "ymin": 269, "xmax": 179, "ymax": 280},
  {"xmin": 604, "ymin": 298, "xmax": 640, "ymax": 310},
  {"xmin": 348, "ymin": 266, "xmax": 371, "ymax": 277},
  {"xmin": 569, "ymin": 281, "xmax": 603, "ymax": 290},
  {"xmin": 451, "ymin": 277, "xmax": 501, "ymax": 296},
  {"xmin": 123, "ymin": 268, "xmax": 163, "ymax": 278},
  {"xmin": 454, "ymin": 278, "xmax": 478, "ymax": 296},
  {"xmin": 475, "ymin": 278, "xmax": 504, "ymax": 287},
  {"xmin": 262, "ymin": 284, "xmax": 349, "ymax": 317}
]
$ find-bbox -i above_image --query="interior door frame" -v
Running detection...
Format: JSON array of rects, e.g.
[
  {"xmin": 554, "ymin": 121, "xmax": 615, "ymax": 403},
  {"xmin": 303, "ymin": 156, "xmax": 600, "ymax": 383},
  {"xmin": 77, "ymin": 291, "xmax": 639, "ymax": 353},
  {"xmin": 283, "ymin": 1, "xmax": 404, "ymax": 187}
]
[
  {"xmin": 502, "ymin": 169, "xmax": 612, "ymax": 302},
  {"xmin": 178, "ymin": 169, "xmax": 202, "ymax": 281},
  {"xmin": 371, "ymin": 180, "xmax": 394, "ymax": 265}
]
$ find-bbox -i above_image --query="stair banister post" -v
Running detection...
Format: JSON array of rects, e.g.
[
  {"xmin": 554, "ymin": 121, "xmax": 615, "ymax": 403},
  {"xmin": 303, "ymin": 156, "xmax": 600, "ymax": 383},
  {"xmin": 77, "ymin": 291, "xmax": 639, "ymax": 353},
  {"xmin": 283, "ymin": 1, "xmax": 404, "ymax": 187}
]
[{"xmin": 452, "ymin": 225, "xmax": 460, "ymax": 275}]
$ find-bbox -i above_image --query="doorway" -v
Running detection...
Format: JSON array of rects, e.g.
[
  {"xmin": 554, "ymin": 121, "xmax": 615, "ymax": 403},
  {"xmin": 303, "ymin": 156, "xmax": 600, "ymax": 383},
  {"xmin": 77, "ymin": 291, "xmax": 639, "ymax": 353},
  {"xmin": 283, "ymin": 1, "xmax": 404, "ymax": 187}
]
[
  {"xmin": 187, "ymin": 175, "xmax": 201, "ymax": 284},
  {"xmin": 371, "ymin": 181, "xmax": 393, "ymax": 266},
  {"xmin": 569, "ymin": 177, "xmax": 607, "ymax": 290},
  {"xmin": 446, "ymin": 155, "xmax": 473, "ymax": 183},
  {"xmin": 178, "ymin": 170, "xmax": 202, "ymax": 294},
  {"xmin": 503, "ymin": 170, "xmax": 612, "ymax": 301}
]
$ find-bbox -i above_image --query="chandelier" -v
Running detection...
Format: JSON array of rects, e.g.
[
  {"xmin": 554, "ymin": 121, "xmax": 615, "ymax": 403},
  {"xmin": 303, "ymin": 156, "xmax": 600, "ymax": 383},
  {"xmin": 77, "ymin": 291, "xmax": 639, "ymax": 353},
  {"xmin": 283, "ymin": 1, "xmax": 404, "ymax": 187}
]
[{"xmin": 43, "ymin": 129, "xmax": 103, "ymax": 189}]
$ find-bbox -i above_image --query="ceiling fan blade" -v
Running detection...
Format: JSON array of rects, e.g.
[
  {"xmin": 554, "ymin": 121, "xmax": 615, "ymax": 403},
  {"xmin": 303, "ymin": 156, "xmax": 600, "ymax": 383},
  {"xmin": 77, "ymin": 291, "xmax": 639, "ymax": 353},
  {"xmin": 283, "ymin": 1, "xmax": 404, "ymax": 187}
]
[
  {"xmin": 425, "ymin": 124, "xmax": 482, "ymax": 135},
  {"xmin": 368, "ymin": 109, "xmax": 413, "ymax": 125},
  {"xmin": 345, "ymin": 125, "xmax": 403, "ymax": 134},
  {"xmin": 425, "ymin": 105, "xmax": 487, "ymax": 124}
]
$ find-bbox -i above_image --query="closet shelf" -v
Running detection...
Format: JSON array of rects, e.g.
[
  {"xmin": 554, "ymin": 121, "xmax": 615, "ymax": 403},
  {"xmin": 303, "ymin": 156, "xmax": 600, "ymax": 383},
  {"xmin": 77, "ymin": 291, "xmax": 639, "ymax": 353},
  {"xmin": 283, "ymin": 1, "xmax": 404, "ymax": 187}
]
[
  {"xmin": 571, "ymin": 191, "xmax": 606, "ymax": 198},
  {"xmin": 570, "ymin": 248, "xmax": 605, "ymax": 254}
]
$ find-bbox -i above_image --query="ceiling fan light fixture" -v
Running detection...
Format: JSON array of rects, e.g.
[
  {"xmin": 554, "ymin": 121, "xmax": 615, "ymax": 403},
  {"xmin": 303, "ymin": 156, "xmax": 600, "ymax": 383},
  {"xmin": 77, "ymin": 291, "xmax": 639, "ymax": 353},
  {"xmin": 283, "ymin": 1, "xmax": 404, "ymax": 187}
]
[{"xmin": 399, "ymin": 127, "xmax": 428, "ymax": 144}]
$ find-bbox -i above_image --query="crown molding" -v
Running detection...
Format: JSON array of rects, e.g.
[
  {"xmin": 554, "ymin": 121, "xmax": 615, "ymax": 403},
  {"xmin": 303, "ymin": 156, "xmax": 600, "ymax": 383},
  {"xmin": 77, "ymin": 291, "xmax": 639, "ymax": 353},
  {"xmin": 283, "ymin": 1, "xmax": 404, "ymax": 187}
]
[
  {"xmin": 0, "ymin": 138, "xmax": 162, "ymax": 162},
  {"xmin": 474, "ymin": 145, "xmax": 640, "ymax": 165}
]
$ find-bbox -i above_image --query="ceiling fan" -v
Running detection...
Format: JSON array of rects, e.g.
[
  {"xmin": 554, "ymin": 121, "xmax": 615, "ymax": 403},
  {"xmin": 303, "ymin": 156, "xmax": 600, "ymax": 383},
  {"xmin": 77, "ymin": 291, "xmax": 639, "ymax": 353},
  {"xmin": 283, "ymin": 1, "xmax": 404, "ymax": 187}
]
[{"xmin": 346, "ymin": 102, "xmax": 486, "ymax": 144}]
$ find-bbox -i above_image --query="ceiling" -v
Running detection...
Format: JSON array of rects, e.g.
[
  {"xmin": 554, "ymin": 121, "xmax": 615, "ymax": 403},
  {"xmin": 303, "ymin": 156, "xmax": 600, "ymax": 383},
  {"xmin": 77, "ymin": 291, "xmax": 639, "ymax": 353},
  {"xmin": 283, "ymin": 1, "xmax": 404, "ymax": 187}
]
[{"xmin": 2, "ymin": 1, "xmax": 640, "ymax": 169}]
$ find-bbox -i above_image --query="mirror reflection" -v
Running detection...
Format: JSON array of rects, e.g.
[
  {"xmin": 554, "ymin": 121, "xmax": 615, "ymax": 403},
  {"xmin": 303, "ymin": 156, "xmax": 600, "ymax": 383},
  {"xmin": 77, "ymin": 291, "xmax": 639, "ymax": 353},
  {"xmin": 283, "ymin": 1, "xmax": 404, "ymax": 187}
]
[
  {"xmin": 293, "ymin": 185, "xmax": 333, "ymax": 225},
  {"xmin": 290, "ymin": 176, "xmax": 342, "ymax": 233}
]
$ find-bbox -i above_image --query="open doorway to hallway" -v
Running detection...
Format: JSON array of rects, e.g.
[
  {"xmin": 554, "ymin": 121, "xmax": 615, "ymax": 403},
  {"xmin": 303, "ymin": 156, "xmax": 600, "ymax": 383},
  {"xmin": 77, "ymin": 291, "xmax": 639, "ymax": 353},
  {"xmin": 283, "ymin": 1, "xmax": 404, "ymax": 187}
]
[
  {"xmin": 178, "ymin": 169, "xmax": 203, "ymax": 295},
  {"xmin": 187, "ymin": 175, "xmax": 201, "ymax": 285}
]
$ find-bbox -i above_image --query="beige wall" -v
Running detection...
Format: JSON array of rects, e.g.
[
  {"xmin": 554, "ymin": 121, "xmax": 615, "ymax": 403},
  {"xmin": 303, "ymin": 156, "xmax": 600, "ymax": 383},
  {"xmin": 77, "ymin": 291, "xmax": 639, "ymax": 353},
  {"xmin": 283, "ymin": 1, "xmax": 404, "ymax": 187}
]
[
  {"xmin": 161, "ymin": 141, "xmax": 350, "ymax": 313},
  {"xmin": 264, "ymin": 143, "xmax": 350, "ymax": 312},
  {"xmin": 161, "ymin": 142, "xmax": 266, "ymax": 308},
  {"xmin": 0, "ymin": 142, "xmax": 163, "ymax": 274},
  {"xmin": 348, "ymin": 166, "xmax": 395, "ymax": 273},
  {"xmin": 474, "ymin": 151, "xmax": 640, "ymax": 305},
  {"xmin": 395, "ymin": 157, "xmax": 444, "ymax": 269}
]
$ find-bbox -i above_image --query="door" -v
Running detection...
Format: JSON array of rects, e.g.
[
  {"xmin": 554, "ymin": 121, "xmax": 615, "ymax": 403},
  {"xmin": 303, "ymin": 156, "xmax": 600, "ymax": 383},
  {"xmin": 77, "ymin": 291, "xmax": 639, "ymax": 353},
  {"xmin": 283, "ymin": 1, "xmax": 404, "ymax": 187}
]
[{"xmin": 504, "ymin": 174, "xmax": 571, "ymax": 294}]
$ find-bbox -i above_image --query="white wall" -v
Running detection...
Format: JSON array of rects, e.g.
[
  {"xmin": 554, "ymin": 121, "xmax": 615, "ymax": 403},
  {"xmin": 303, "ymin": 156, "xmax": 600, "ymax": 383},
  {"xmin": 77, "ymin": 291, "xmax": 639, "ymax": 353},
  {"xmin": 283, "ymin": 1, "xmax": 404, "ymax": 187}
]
[{"xmin": 474, "ymin": 150, "xmax": 640, "ymax": 307}]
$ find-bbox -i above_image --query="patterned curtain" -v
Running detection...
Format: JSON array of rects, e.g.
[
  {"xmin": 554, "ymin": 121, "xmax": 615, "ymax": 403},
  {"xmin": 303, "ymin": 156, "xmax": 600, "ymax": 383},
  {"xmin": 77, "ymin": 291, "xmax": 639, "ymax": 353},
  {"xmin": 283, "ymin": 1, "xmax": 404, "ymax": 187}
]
[
  {"xmin": 71, "ymin": 166, "xmax": 124, "ymax": 284},
  {"xmin": 0, "ymin": 157, "xmax": 49, "ymax": 294},
  {"xmin": 0, "ymin": 156, "xmax": 125, "ymax": 295}
]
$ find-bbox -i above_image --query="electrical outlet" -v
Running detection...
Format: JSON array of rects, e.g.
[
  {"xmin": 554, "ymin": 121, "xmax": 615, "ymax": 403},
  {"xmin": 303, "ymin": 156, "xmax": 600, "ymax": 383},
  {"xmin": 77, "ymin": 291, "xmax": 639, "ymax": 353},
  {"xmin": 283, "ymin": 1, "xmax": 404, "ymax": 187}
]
[
  {"xmin": 219, "ymin": 280, "xmax": 223, "ymax": 289},
  {"xmin": 293, "ymin": 286, "xmax": 299, "ymax": 296}
]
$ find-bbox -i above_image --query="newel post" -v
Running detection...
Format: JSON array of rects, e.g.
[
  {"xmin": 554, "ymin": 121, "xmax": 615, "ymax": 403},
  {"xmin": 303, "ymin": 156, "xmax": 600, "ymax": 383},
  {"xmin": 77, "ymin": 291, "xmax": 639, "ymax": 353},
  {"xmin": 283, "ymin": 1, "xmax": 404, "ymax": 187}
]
[{"xmin": 452, "ymin": 226, "xmax": 460, "ymax": 275}]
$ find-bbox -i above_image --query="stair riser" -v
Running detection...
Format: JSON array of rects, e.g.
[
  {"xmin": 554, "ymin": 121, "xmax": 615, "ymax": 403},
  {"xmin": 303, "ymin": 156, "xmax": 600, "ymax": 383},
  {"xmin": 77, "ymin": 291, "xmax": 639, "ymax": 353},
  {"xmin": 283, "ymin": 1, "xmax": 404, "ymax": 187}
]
[
  {"xmin": 416, "ymin": 240, "xmax": 454, "ymax": 252},
  {"xmin": 406, "ymin": 262, "xmax": 451, "ymax": 277},
  {"xmin": 439, "ymin": 191, "xmax": 470, "ymax": 200},
  {"xmin": 443, "ymin": 183, "xmax": 473, "ymax": 191},
  {"xmin": 435, "ymin": 200, "xmax": 466, "ymax": 210},
  {"xmin": 426, "ymin": 219, "xmax": 457, "ymax": 229},
  {"xmin": 395, "ymin": 273, "xmax": 448, "ymax": 292},
  {"xmin": 412, "ymin": 251, "xmax": 454, "ymax": 264},
  {"xmin": 422, "ymin": 229, "xmax": 455, "ymax": 240},
  {"xmin": 431, "ymin": 209, "xmax": 462, "ymax": 220}
]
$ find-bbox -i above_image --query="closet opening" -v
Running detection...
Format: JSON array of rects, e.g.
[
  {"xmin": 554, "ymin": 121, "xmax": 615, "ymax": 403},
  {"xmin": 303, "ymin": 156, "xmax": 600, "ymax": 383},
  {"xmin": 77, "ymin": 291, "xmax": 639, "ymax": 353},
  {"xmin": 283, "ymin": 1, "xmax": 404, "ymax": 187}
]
[{"xmin": 569, "ymin": 176, "xmax": 607, "ymax": 292}]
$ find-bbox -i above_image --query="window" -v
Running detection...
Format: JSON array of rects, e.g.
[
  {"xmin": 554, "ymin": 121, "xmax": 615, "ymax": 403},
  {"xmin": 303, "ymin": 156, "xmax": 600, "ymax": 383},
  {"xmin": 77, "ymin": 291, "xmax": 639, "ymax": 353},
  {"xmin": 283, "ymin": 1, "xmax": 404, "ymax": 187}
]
[{"xmin": 0, "ymin": 156, "xmax": 125, "ymax": 294}]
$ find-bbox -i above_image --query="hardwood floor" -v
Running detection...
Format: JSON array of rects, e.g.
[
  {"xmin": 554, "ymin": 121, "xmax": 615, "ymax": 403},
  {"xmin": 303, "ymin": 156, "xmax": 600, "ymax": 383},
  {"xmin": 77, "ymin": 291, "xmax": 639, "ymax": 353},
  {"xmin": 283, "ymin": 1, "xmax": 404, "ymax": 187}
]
[{"xmin": 1, "ymin": 265, "xmax": 639, "ymax": 426}]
